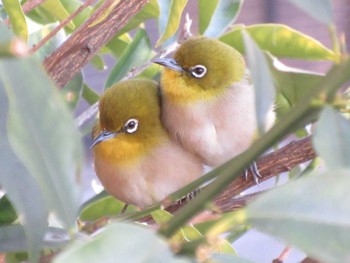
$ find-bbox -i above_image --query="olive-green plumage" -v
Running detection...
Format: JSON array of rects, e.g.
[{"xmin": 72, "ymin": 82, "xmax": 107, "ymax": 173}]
[
  {"xmin": 92, "ymin": 79, "xmax": 203, "ymax": 207},
  {"xmin": 153, "ymin": 37, "xmax": 275, "ymax": 167},
  {"xmin": 173, "ymin": 37, "xmax": 245, "ymax": 91}
]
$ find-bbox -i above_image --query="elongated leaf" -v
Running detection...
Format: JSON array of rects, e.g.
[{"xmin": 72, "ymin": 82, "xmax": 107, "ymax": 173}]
[
  {"xmin": 0, "ymin": 57, "xmax": 83, "ymax": 229},
  {"xmin": 105, "ymin": 29, "xmax": 152, "ymax": 88},
  {"xmin": 152, "ymin": 209, "xmax": 202, "ymax": 243},
  {"xmin": 198, "ymin": 0, "xmax": 219, "ymax": 34},
  {"xmin": 247, "ymin": 169, "xmax": 350, "ymax": 263},
  {"xmin": 202, "ymin": 0, "xmax": 242, "ymax": 38},
  {"xmin": 0, "ymin": 196, "xmax": 17, "ymax": 225},
  {"xmin": 106, "ymin": 34, "xmax": 131, "ymax": 58},
  {"xmin": 0, "ymin": 80, "xmax": 47, "ymax": 262},
  {"xmin": 62, "ymin": 71, "xmax": 83, "ymax": 110},
  {"xmin": 313, "ymin": 107, "xmax": 350, "ymax": 169},
  {"xmin": 90, "ymin": 55, "xmax": 106, "ymax": 71},
  {"xmin": 156, "ymin": 0, "xmax": 188, "ymax": 47},
  {"xmin": 60, "ymin": 0, "xmax": 92, "ymax": 29},
  {"xmin": 2, "ymin": 0, "xmax": 28, "ymax": 41},
  {"xmin": 287, "ymin": 0, "xmax": 333, "ymax": 25},
  {"xmin": 115, "ymin": 0, "xmax": 159, "ymax": 37},
  {"xmin": 0, "ymin": 225, "xmax": 69, "ymax": 252},
  {"xmin": 29, "ymin": 23, "xmax": 67, "ymax": 61},
  {"xmin": 82, "ymin": 84, "xmax": 100, "ymax": 105},
  {"xmin": 79, "ymin": 193, "xmax": 130, "ymax": 222},
  {"xmin": 269, "ymin": 56, "xmax": 324, "ymax": 117},
  {"xmin": 54, "ymin": 222, "xmax": 190, "ymax": 263},
  {"xmin": 41, "ymin": 0, "xmax": 75, "ymax": 30},
  {"xmin": 220, "ymin": 24, "xmax": 335, "ymax": 60},
  {"xmin": 243, "ymin": 31, "xmax": 275, "ymax": 134}
]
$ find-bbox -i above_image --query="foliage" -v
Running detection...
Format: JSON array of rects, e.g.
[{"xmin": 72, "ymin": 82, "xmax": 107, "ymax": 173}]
[{"xmin": 0, "ymin": 0, "xmax": 349, "ymax": 262}]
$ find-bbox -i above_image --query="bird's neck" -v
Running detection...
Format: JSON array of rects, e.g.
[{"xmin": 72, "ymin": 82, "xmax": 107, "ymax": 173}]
[{"xmin": 160, "ymin": 70, "xmax": 227, "ymax": 105}]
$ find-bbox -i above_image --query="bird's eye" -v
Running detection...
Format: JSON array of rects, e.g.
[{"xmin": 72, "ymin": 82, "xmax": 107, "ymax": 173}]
[
  {"xmin": 124, "ymin": 118, "xmax": 139, "ymax": 134},
  {"xmin": 189, "ymin": 65, "xmax": 207, "ymax": 78}
]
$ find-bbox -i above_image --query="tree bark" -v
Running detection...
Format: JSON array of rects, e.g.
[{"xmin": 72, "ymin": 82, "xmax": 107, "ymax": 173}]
[
  {"xmin": 139, "ymin": 136, "xmax": 316, "ymax": 223},
  {"xmin": 43, "ymin": 0, "xmax": 149, "ymax": 88}
]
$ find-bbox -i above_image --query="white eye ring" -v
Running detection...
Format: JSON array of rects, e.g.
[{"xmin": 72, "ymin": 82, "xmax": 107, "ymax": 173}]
[
  {"xmin": 189, "ymin": 65, "xmax": 207, "ymax": 78},
  {"xmin": 124, "ymin": 118, "xmax": 139, "ymax": 134}
]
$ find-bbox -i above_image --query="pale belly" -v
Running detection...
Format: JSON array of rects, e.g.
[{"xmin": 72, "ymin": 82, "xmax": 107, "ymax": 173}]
[{"xmin": 162, "ymin": 84, "xmax": 274, "ymax": 167}]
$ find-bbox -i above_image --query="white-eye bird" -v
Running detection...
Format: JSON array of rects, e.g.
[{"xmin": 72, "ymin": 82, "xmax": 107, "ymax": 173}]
[
  {"xmin": 153, "ymin": 37, "xmax": 275, "ymax": 168},
  {"xmin": 91, "ymin": 79, "xmax": 203, "ymax": 208}
]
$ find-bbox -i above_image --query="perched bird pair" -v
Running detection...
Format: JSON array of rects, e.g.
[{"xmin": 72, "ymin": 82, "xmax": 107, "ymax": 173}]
[{"xmin": 91, "ymin": 37, "xmax": 275, "ymax": 208}]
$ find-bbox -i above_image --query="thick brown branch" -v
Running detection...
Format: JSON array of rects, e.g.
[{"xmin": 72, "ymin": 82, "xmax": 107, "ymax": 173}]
[
  {"xmin": 139, "ymin": 136, "xmax": 316, "ymax": 224},
  {"xmin": 30, "ymin": 0, "xmax": 97, "ymax": 54},
  {"xmin": 215, "ymin": 136, "xmax": 316, "ymax": 212},
  {"xmin": 43, "ymin": 0, "xmax": 148, "ymax": 88}
]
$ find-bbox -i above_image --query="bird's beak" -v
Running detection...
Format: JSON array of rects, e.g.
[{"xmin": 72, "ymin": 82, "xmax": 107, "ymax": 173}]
[
  {"xmin": 152, "ymin": 58, "xmax": 185, "ymax": 73},
  {"xmin": 91, "ymin": 130, "xmax": 118, "ymax": 148}
]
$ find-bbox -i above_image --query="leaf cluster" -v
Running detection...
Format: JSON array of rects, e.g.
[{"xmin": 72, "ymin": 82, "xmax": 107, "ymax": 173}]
[{"xmin": 1, "ymin": 0, "xmax": 350, "ymax": 262}]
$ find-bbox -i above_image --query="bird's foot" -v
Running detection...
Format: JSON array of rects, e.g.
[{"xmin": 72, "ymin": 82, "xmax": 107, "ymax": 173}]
[
  {"xmin": 244, "ymin": 162, "xmax": 262, "ymax": 186},
  {"xmin": 120, "ymin": 203, "xmax": 129, "ymax": 214},
  {"xmin": 177, "ymin": 189, "xmax": 201, "ymax": 205}
]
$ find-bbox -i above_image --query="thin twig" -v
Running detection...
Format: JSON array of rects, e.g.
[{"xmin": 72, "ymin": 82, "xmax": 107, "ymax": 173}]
[
  {"xmin": 273, "ymin": 246, "xmax": 292, "ymax": 263},
  {"xmin": 29, "ymin": 0, "xmax": 97, "ymax": 54}
]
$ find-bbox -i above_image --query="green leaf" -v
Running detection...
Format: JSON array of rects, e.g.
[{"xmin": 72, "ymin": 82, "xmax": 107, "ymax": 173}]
[
  {"xmin": 115, "ymin": 0, "xmax": 159, "ymax": 37},
  {"xmin": 60, "ymin": 0, "xmax": 92, "ymax": 29},
  {"xmin": 62, "ymin": 71, "xmax": 83, "ymax": 110},
  {"xmin": 287, "ymin": 0, "xmax": 333, "ymax": 25},
  {"xmin": 0, "ymin": 74, "xmax": 48, "ymax": 262},
  {"xmin": 106, "ymin": 34, "xmax": 131, "ymax": 58},
  {"xmin": 159, "ymin": 59, "xmax": 350, "ymax": 238},
  {"xmin": 313, "ymin": 106, "xmax": 350, "ymax": 169},
  {"xmin": 247, "ymin": 169, "xmax": 350, "ymax": 263},
  {"xmin": 53, "ymin": 222, "xmax": 191, "ymax": 263},
  {"xmin": 105, "ymin": 29, "xmax": 152, "ymax": 88},
  {"xmin": 2, "ymin": 0, "xmax": 28, "ymax": 41},
  {"xmin": 136, "ymin": 63, "xmax": 159, "ymax": 79},
  {"xmin": 269, "ymin": 56, "xmax": 324, "ymax": 118},
  {"xmin": 156, "ymin": 0, "xmax": 188, "ymax": 47},
  {"xmin": 41, "ymin": 0, "xmax": 75, "ymax": 30},
  {"xmin": 0, "ymin": 225, "xmax": 69, "ymax": 252},
  {"xmin": 242, "ymin": 30, "xmax": 275, "ymax": 134},
  {"xmin": 220, "ymin": 24, "xmax": 336, "ymax": 60},
  {"xmin": 201, "ymin": 0, "xmax": 242, "ymax": 38},
  {"xmin": 29, "ymin": 23, "xmax": 67, "ymax": 61},
  {"xmin": 90, "ymin": 55, "xmax": 106, "ymax": 71},
  {"xmin": 82, "ymin": 84, "xmax": 100, "ymax": 105},
  {"xmin": 79, "ymin": 192, "xmax": 130, "ymax": 222},
  {"xmin": 152, "ymin": 209, "xmax": 203, "ymax": 243},
  {"xmin": 0, "ymin": 57, "xmax": 83, "ymax": 229},
  {"xmin": 0, "ymin": 196, "xmax": 17, "ymax": 225},
  {"xmin": 198, "ymin": 0, "xmax": 218, "ymax": 35}
]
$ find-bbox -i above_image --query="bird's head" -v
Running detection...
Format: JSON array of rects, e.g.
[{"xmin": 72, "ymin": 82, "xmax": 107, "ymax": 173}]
[
  {"xmin": 91, "ymin": 79, "xmax": 165, "ymax": 164},
  {"xmin": 153, "ymin": 37, "xmax": 245, "ymax": 102}
]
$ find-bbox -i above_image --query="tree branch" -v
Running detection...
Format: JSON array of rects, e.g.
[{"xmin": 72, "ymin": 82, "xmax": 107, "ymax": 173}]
[
  {"xmin": 138, "ymin": 136, "xmax": 316, "ymax": 223},
  {"xmin": 81, "ymin": 136, "xmax": 316, "ymax": 230},
  {"xmin": 30, "ymin": 0, "xmax": 97, "ymax": 54},
  {"xmin": 214, "ymin": 136, "xmax": 316, "ymax": 212},
  {"xmin": 43, "ymin": 0, "xmax": 149, "ymax": 88}
]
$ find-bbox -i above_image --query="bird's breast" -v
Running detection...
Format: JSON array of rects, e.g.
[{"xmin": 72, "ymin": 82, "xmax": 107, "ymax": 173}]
[
  {"xmin": 93, "ymin": 139, "xmax": 203, "ymax": 208},
  {"xmin": 162, "ymin": 82, "xmax": 261, "ymax": 166}
]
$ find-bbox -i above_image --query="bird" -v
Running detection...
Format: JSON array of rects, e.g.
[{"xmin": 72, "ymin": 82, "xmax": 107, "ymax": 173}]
[
  {"xmin": 153, "ymin": 36, "xmax": 275, "ymax": 172},
  {"xmin": 91, "ymin": 79, "xmax": 203, "ymax": 208}
]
